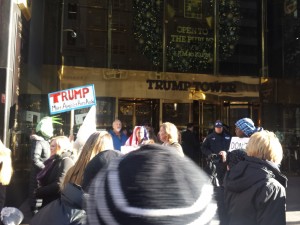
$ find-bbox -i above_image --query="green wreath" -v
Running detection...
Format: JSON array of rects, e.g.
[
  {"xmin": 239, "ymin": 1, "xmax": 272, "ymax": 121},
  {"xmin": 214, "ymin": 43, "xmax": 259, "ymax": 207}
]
[{"xmin": 133, "ymin": 0, "xmax": 240, "ymax": 72}]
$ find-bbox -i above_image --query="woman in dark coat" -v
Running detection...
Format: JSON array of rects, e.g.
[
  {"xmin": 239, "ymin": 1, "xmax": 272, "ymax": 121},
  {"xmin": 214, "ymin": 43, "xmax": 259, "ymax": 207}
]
[
  {"xmin": 30, "ymin": 132, "xmax": 122, "ymax": 225},
  {"xmin": 35, "ymin": 136, "xmax": 74, "ymax": 208},
  {"xmin": 30, "ymin": 182, "xmax": 86, "ymax": 225},
  {"xmin": 223, "ymin": 130, "xmax": 287, "ymax": 225}
]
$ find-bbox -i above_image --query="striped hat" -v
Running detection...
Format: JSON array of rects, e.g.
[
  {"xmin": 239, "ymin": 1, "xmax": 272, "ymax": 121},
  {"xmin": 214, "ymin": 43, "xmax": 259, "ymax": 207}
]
[
  {"xmin": 86, "ymin": 144, "xmax": 218, "ymax": 225},
  {"xmin": 235, "ymin": 118, "xmax": 258, "ymax": 137}
]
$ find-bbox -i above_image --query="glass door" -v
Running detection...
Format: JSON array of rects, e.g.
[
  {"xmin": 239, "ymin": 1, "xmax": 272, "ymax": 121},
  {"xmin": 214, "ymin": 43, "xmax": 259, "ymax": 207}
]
[{"xmin": 118, "ymin": 98, "xmax": 160, "ymax": 133}]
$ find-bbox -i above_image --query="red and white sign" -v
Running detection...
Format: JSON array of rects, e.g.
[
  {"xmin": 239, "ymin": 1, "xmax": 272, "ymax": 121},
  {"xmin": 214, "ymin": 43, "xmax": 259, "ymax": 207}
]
[{"xmin": 48, "ymin": 84, "xmax": 96, "ymax": 115}]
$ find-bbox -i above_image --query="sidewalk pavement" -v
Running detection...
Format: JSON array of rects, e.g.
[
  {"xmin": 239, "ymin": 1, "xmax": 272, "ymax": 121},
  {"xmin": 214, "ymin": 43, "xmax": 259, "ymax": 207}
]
[{"xmin": 286, "ymin": 175, "xmax": 300, "ymax": 225}]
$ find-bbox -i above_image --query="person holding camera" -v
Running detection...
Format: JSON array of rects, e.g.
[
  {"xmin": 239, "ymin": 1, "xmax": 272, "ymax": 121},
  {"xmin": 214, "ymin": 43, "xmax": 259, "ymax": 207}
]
[{"xmin": 202, "ymin": 120, "xmax": 231, "ymax": 186}]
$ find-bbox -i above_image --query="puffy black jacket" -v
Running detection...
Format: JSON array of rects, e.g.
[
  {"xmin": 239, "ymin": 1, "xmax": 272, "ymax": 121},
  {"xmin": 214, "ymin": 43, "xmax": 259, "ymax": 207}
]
[
  {"xmin": 30, "ymin": 182, "xmax": 86, "ymax": 225},
  {"xmin": 223, "ymin": 156, "xmax": 287, "ymax": 225},
  {"xmin": 82, "ymin": 150, "xmax": 123, "ymax": 191}
]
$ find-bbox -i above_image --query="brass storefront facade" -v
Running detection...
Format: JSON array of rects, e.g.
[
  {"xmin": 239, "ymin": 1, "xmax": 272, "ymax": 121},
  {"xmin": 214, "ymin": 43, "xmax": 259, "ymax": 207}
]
[{"xmin": 60, "ymin": 67, "xmax": 260, "ymax": 136}]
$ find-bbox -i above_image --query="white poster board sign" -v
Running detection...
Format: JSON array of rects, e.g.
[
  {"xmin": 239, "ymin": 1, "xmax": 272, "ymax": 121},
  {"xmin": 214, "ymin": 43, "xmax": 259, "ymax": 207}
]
[
  {"xmin": 121, "ymin": 146, "xmax": 139, "ymax": 154},
  {"xmin": 48, "ymin": 84, "xmax": 96, "ymax": 115},
  {"xmin": 25, "ymin": 111, "xmax": 41, "ymax": 123},
  {"xmin": 228, "ymin": 137, "xmax": 250, "ymax": 152}
]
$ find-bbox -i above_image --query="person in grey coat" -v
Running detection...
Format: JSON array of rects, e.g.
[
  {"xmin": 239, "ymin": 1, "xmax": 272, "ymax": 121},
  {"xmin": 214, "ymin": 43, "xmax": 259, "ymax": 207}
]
[{"xmin": 28, "ymin": 133, "xmax": 50, "ymax": 214}]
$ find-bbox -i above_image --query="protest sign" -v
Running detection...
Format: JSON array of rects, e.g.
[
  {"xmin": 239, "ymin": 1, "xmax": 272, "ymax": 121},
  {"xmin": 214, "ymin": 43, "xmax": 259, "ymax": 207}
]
[
  {"xmin": 228, "ymin": 137, "xmax": 249, "ymax": 152},
  {"xmin": 48, "ymin": 84, "xmax": 96, "ymax": 115}
]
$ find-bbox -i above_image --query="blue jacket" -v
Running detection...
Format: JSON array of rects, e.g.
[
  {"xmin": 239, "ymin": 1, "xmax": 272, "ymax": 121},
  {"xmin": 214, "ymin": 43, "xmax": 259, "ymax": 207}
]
[{"xmin": 109, "ymin": 130, "xmax": 127, "ymax": 150}]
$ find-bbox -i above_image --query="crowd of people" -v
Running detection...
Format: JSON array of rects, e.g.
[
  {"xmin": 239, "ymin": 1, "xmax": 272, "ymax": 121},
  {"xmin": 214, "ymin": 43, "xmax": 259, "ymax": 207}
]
[{"xmin": 0, "ymin": 114, "xmax": 288, "ymax": 225}]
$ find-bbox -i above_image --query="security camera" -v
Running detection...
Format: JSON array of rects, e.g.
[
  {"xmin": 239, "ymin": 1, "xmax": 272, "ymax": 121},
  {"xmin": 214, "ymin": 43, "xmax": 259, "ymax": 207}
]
[{"xmin": 71, "ymin": 31, "xmax": 77, "ymax": 38}]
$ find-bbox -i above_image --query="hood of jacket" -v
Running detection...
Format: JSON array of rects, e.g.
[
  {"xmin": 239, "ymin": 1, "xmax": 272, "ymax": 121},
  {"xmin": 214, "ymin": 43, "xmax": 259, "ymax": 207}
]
[
  {"xmin": 82, "ymin": 150, "xmax": 123, "ymax": 191},
  {"xmin": 30, "ymin": 134, "xmax": 45, "ymax": 141},
  {"xmin": 61, "ymin": 183, "xmax": 85, "ymax": 209},
  {"xmin": 224, "ymin": 156, "xmax": 287, "ymax": 193}
]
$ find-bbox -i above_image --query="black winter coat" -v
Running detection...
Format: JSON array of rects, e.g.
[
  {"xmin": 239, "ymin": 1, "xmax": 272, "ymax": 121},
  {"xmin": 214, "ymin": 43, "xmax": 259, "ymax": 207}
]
[
  {"xmin": 181, "ymin": 130, "xmax": 199, "ymax": 160},
  {"xmin": 202, "ymin": 131, "xmax": 231, "ymax": 185},
  {"xmin": 30, "ymin": 182, "xmax": 86, "ymax": 225},
  {"xmin": 35, "ymin": 151, "xmax": 74, "ymax": 207},
  {"xmin": 201, "ymin": 131, "xmax": 231, "ymax": 157},
  {"xmin": 223, "ymin": 156, "xmax": 287, "ymax": 225},
  {"xmin": 82, "ymin": 150, "xmax": 123, "ymax": 191},
  {"xmin": 0, "ymin": 185, "xmax": 6, "ymax": 213}
]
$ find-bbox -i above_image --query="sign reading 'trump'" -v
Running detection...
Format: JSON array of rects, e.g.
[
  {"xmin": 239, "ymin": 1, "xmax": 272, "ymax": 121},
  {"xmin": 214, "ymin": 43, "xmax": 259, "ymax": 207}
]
[{"xmin": 48, "ymin": 84, "xmax": 96, "ymax": 115}]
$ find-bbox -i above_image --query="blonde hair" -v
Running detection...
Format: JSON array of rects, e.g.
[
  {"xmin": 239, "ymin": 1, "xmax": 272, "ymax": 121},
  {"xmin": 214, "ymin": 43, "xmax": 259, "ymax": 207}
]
[
  {"xmin": 50, "ymin": 136, "xmax": 72, "ymax": 155},
  {"xmin": 246, "ymin": 130, "xmax": 283, "ymax": 164},
  {"xmin": 62, "ymin": 131, "xmax": 113, "ymax": 188},
  {"xmin": 0, "ymin": 147, "xmax": 13, "ymax": 185},
  {"xmin": 161, "ymin": 122, "xmax": 179, "ymax": 143}
]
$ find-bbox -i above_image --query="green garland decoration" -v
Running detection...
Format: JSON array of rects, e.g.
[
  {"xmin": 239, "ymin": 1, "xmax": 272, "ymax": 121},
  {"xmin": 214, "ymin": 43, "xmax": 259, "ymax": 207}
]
[
  {"xmin": 133, "ymin": 0, "xmax": 240, "ymax": 72},
  {"xmin": 218, "ymin": 0, "xmax": 241, "ymax": 60},
  {"xmin": 133, "ymin": 0, "xmax": 163, "ymax": 67}
]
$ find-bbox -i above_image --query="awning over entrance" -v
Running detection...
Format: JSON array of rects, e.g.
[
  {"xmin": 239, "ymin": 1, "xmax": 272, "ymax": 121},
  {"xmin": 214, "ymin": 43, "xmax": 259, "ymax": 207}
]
[{"xmin": 60, "ymin": 67, "xmax": 260, "ymax": 102}]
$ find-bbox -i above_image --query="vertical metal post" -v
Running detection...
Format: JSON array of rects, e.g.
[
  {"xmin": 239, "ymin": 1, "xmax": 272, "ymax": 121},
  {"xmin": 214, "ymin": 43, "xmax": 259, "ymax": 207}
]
[
  {"xmin": 59, "ymin": 0, "xmax": 65, "ymax": 92},
  {"xmin": 115, "ymin": 97, "xmax": 119, "ymax": 119},
  {"xmin": 162, "ymin": 0, "xmax": 167, "ymax": 72},
  {"xmin": 261, "ymin": 0, "xmax": 266, "ymax": 78},
  {"xmin": 70, "ymin": 109, "xmax": 74, "ymax": 135},
  {"xmin": 189, "ymin": 103, "xmax": 193, "ymax": 122},
  {"xmin": 159, "ymin": 99, "xmax": 163, "ymax": 125},
  {"xmin": 107, "ymin": 0, "xmax": 112, "ymax": 68},
  {"xmin": 60, "ymin": 0, "xmax": 64, "ymax": 54},
  {"xmin": 133, "ymin": 103, "xmax": 136, "ymax": 127},
  {"xmin": 213, "ymin": 0, "xmax": 219, "ymax": 75}
]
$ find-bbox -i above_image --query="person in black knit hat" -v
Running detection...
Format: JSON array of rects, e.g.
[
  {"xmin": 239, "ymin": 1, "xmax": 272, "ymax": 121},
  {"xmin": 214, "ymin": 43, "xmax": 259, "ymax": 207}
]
[{"xmin": 86, "ymin": 144, "xmax": 219, "ymax": 225}]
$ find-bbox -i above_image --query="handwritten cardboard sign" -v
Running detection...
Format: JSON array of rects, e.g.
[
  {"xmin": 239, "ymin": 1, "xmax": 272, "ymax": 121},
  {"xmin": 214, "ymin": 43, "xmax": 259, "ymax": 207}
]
[{"xmin": 228, "ymin": 137, "xmax": 250, "ymax": 152}]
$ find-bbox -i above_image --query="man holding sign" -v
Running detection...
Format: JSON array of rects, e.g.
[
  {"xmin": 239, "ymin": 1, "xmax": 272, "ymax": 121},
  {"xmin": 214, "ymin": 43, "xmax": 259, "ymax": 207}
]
[{"xmin": 229, "ymin": 118, "xmax": 263, "ymax": 152}]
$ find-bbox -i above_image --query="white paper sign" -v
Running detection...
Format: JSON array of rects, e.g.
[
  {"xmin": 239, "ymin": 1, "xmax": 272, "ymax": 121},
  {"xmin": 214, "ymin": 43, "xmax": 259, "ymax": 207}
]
[
  {"xmin": 121, "ymin": 146, "xmax": 139, "ymax": 154},
  {"xmin": 228, "ymin": 137, "xmax": 250, "ymax": 152},
  {"xmin": 48, "ymin": 84, "xmax": 96, "ymax": 115}
]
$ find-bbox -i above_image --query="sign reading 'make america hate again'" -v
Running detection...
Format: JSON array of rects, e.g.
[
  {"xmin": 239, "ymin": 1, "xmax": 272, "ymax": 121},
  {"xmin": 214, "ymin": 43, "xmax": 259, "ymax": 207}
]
[{"xmin": 48, "ymin": 84, "xmax": 96, "ymax": 115}]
